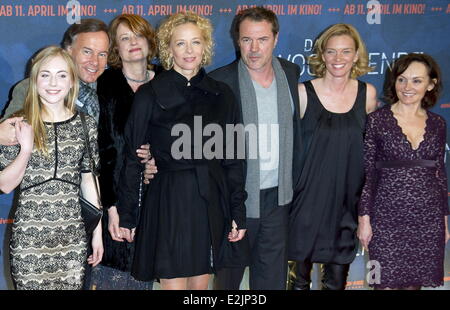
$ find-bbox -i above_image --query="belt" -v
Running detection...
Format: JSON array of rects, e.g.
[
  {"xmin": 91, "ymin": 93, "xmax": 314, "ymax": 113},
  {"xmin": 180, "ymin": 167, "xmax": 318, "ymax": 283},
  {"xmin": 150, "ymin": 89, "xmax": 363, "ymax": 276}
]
[{"xmin": 375, "ymin": 159, "xmax": 437, "ymax": 169}]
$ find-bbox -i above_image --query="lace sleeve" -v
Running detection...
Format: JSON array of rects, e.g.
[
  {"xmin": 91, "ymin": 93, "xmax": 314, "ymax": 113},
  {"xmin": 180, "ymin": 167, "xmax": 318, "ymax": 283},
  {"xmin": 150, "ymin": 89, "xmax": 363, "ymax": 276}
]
[
  {"xmin": 435, "ymin": 117, "xmax": 449, "ymax": 215},
  {"xmin": 358, "ymin": 112, "xmax": 378, "ymax": 216}
]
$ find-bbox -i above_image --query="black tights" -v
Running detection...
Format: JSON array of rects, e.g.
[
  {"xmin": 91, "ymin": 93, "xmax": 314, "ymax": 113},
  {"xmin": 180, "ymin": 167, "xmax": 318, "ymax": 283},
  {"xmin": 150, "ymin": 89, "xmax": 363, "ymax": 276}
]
[{"xmin": 289, "ymin": 261, "xmax": 350, "ymax": 290}]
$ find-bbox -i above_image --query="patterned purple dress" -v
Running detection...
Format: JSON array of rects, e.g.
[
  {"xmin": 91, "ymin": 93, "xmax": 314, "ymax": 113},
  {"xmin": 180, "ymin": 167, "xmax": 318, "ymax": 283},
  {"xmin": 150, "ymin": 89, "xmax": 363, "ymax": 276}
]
[{"xmin": 359, "ymin": 105, "xmax": 449, "ymax": 289}]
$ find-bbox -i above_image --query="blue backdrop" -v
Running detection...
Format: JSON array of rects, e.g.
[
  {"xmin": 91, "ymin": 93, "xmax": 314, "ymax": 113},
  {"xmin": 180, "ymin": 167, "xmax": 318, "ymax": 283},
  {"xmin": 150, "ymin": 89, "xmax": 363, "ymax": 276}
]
[{"xmin": 0, "ymin": 0, "xmax": 449, "ymax": 290}]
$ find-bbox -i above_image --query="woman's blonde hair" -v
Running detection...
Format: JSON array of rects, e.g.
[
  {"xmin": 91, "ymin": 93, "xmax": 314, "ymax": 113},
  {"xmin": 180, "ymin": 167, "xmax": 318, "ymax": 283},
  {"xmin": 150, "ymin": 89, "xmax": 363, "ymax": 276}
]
[
  {"xmin": 22, "ymin": 46, "xmax": 78, "ymax": 155},
  {"xmin": 157, "ymin": 12, "xmax": 214, "ymax": 70},
  {"xmin": 309, "ymin": 23, "xmax": 373, "ymax": 78},
  {"xmin": 108, "ymin": 14, "xmax": 157, "ymax": 69}
]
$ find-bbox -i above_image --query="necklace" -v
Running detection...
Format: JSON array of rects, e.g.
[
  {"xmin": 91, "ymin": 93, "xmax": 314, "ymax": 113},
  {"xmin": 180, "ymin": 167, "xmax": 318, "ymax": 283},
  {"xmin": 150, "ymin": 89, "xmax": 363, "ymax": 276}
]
[{"xmin": 122, "ymin": 70, "xmax": 150, "ymax": 83}]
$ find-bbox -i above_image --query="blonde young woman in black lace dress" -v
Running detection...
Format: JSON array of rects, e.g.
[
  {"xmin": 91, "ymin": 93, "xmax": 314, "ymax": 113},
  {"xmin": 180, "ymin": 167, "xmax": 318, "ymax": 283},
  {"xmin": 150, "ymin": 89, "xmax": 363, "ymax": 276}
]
[{"xmin": 0, "ymin": 46, "xmax": 102, "ymax": 290}]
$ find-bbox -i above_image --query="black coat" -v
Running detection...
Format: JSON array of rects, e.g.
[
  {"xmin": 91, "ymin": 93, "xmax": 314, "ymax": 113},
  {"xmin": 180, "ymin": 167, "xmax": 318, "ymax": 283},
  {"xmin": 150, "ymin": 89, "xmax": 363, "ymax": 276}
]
[
  {"xmin": 97, "ymin": 67, "xmax": 135, "ymax": 208},
  {"xmin": 117, "ymin": 68, "xmax": 249, "ymax": 281},
  {"xmin": 97, "ymin": 67, "xmax": 162, "ymax": 209}
]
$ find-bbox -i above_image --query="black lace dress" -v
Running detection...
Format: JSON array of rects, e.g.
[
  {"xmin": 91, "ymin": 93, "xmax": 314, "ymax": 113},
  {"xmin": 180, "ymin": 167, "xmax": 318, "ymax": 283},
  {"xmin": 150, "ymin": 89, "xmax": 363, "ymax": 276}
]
[
  {"xmin": 359, "ymin": 106, "xmax": 449, "ymax": 288},
  {"xmin": 0, "ymin": 113, "xmax": 97, "ymax": 290}
]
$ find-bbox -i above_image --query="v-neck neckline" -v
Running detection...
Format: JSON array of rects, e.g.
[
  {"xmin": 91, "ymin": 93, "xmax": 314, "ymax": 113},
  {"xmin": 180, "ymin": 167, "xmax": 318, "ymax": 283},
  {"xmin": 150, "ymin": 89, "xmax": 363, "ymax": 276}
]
[{"xmin": 389, "ymin": 105, "xmax": 429, "ymax": 151}]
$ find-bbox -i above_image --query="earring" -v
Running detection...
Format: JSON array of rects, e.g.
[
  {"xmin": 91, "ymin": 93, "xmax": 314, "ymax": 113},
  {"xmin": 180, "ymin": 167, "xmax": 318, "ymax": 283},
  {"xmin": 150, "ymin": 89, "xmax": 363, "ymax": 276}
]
[
  {"xmin": 200, "ymin": 55, "xmax": 206, "ymax": 67},
  {"xmin": 351, "ymin": 63, "xmax": 357, "ymax": 77}
]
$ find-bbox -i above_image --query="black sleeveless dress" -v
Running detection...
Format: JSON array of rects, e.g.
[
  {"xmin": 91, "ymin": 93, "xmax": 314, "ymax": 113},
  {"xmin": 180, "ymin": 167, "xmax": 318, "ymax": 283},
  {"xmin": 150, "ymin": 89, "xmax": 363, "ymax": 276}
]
[{"xmin": 288, "ymin": 80, "xmax": 367, "ymax": 264}]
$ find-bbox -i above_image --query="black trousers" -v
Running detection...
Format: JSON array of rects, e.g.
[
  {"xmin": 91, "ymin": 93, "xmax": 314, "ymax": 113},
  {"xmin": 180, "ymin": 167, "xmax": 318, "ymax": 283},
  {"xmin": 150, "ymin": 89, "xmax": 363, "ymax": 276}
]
[
  {"xmin": 289, "ymin": 261, "xmax": 350, "ymax": 290},
  {"xmin": 214, "ymin": 187, "xmax": 289, "ymax": 290}
]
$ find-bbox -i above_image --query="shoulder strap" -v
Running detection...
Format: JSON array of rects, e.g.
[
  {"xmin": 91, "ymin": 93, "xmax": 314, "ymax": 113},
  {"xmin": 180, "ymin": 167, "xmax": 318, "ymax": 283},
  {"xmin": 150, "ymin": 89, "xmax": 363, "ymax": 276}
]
[
  {"xmin": 352, "ymin": 80, "xmax": 367, "ymax": 130},
  {"xmin": 80, "ymin": 112, "xmax": 102, "ymax": 207},
  {"xmin": 303, "ymin": 80, "xmax": 326, "ymax": 121}
]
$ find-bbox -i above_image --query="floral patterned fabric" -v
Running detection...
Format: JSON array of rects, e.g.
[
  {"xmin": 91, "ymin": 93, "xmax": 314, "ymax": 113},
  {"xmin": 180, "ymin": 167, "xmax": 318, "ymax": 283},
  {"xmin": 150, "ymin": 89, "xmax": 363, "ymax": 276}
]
[
  {"xmin": 0, "ymin": 113, "xmax": 98, "ymax": 290},
  {"xmin": 90, "ymin": 265, "xmax": 153, "ymax": 290},
  {"xmin": 359, "ymin": 106, "xmax": 449, "ymax": 288}
]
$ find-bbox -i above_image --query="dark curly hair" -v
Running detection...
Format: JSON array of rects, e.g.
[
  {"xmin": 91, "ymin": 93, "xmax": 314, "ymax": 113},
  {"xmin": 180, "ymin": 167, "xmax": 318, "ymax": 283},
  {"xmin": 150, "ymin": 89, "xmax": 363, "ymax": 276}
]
[{"xmin": 384, "ymin": 53, "xmax": 442, "ymax": 109}]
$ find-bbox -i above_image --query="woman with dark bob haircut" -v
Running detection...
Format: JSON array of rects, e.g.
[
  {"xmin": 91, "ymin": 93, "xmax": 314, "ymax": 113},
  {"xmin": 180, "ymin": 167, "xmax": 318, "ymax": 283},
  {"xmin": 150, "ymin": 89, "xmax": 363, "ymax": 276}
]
[{"xmin": 358, "ymin": 53, "xmax": 449, "ymax": 290}]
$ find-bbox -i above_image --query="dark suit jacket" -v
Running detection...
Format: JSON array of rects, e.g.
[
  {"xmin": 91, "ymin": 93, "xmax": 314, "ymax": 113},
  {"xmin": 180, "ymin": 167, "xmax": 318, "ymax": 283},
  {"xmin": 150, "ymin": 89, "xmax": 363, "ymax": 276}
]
[{"xmin": 208, "ymin": 57, "xmax": 303, "ymax": 200}]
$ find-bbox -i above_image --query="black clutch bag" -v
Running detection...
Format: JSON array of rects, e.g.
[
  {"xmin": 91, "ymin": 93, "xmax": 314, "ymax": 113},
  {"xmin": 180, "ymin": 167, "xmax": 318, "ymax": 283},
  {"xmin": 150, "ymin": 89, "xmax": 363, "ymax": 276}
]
[
  {"xmin": 79, "ymin": 112, "xmax": 102, "ymax": 235},
  {"xmin": 80, "ymin": 196, "xmax": 103, "ymax": 234}
]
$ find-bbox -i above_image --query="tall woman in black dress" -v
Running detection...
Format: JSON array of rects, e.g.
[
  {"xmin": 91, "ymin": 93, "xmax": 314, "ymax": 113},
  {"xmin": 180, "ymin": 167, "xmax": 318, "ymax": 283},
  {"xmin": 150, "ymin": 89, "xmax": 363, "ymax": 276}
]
[
  {"xmin": 288, "ymin": 24, "xmax": 377, "ymax": 290},
  {"xmin": 117, "ymin": 12, "xmax": 248, "ymax": 290},
  {"xmin": 91, "ymin": 14, "xmax": 157, "ymax": 289}
]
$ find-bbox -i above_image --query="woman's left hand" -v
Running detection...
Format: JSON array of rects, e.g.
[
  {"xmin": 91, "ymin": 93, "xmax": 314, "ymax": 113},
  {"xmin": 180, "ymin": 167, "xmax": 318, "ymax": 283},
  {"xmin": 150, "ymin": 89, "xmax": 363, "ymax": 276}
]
[
  {"xmin": 228, "ymin": 220, "xmax": 246, "ymax": 242},
  {"xmin": 88, "ymin": 223, "xmax": 104, "ymax": 267}
]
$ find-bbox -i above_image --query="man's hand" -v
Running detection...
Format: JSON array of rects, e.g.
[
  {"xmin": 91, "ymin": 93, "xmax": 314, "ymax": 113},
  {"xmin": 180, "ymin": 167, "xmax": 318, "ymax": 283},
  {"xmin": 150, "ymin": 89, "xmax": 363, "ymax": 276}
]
[
  {"xmin": 15, "ymin": 120, "xmax": 33, "ymax": 153},
  {"xmin": 143, "ymin": 158, "xmax": 158, "ymax": 184},
  {"xmin": 0, "ymin": 117, "xmax": 22, "ymax": 146},
  {"xmin": 136, "ymin": 144, "xmax": 151, "ymax": 163}
]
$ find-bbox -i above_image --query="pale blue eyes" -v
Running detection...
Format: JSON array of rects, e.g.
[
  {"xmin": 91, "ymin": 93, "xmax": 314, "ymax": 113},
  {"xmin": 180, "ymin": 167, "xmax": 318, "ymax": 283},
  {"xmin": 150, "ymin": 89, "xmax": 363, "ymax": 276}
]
[
  {"xmin": 39, "ymin": 73, "xmax": 68, "ymax": 79},
  {"xmin": 175, "ymin": 41, "xmax": 201, "ymax": 47}
]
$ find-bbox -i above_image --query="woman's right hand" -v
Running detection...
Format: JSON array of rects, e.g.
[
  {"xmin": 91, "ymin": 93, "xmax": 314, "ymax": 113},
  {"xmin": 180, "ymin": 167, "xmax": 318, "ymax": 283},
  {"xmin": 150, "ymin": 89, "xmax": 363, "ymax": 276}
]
[
  {"xmin": 108, "ymin": 206, "xmax": 124, "ymax": 242},
  {"xmin": 228, "ymin": 220, "xmax": 246, "ymax": 242},
  {"xmin": 88, "ymin": 223, "xmax": 104, "ymax": 267},
  {"xmin": 357, "ymin": 215, "xmax": 372, "ymax": 251},
  {"xmin": 15, "ymin": 119, "xmax": 33, "ymax": 153}
]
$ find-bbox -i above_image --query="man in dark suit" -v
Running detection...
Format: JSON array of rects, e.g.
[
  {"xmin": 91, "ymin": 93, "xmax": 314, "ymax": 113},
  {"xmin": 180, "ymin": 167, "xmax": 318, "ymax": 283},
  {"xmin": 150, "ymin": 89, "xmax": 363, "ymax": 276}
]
[{"xmin": 209, "ymin": 7, "xmax": 301, "ymax": 290}]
